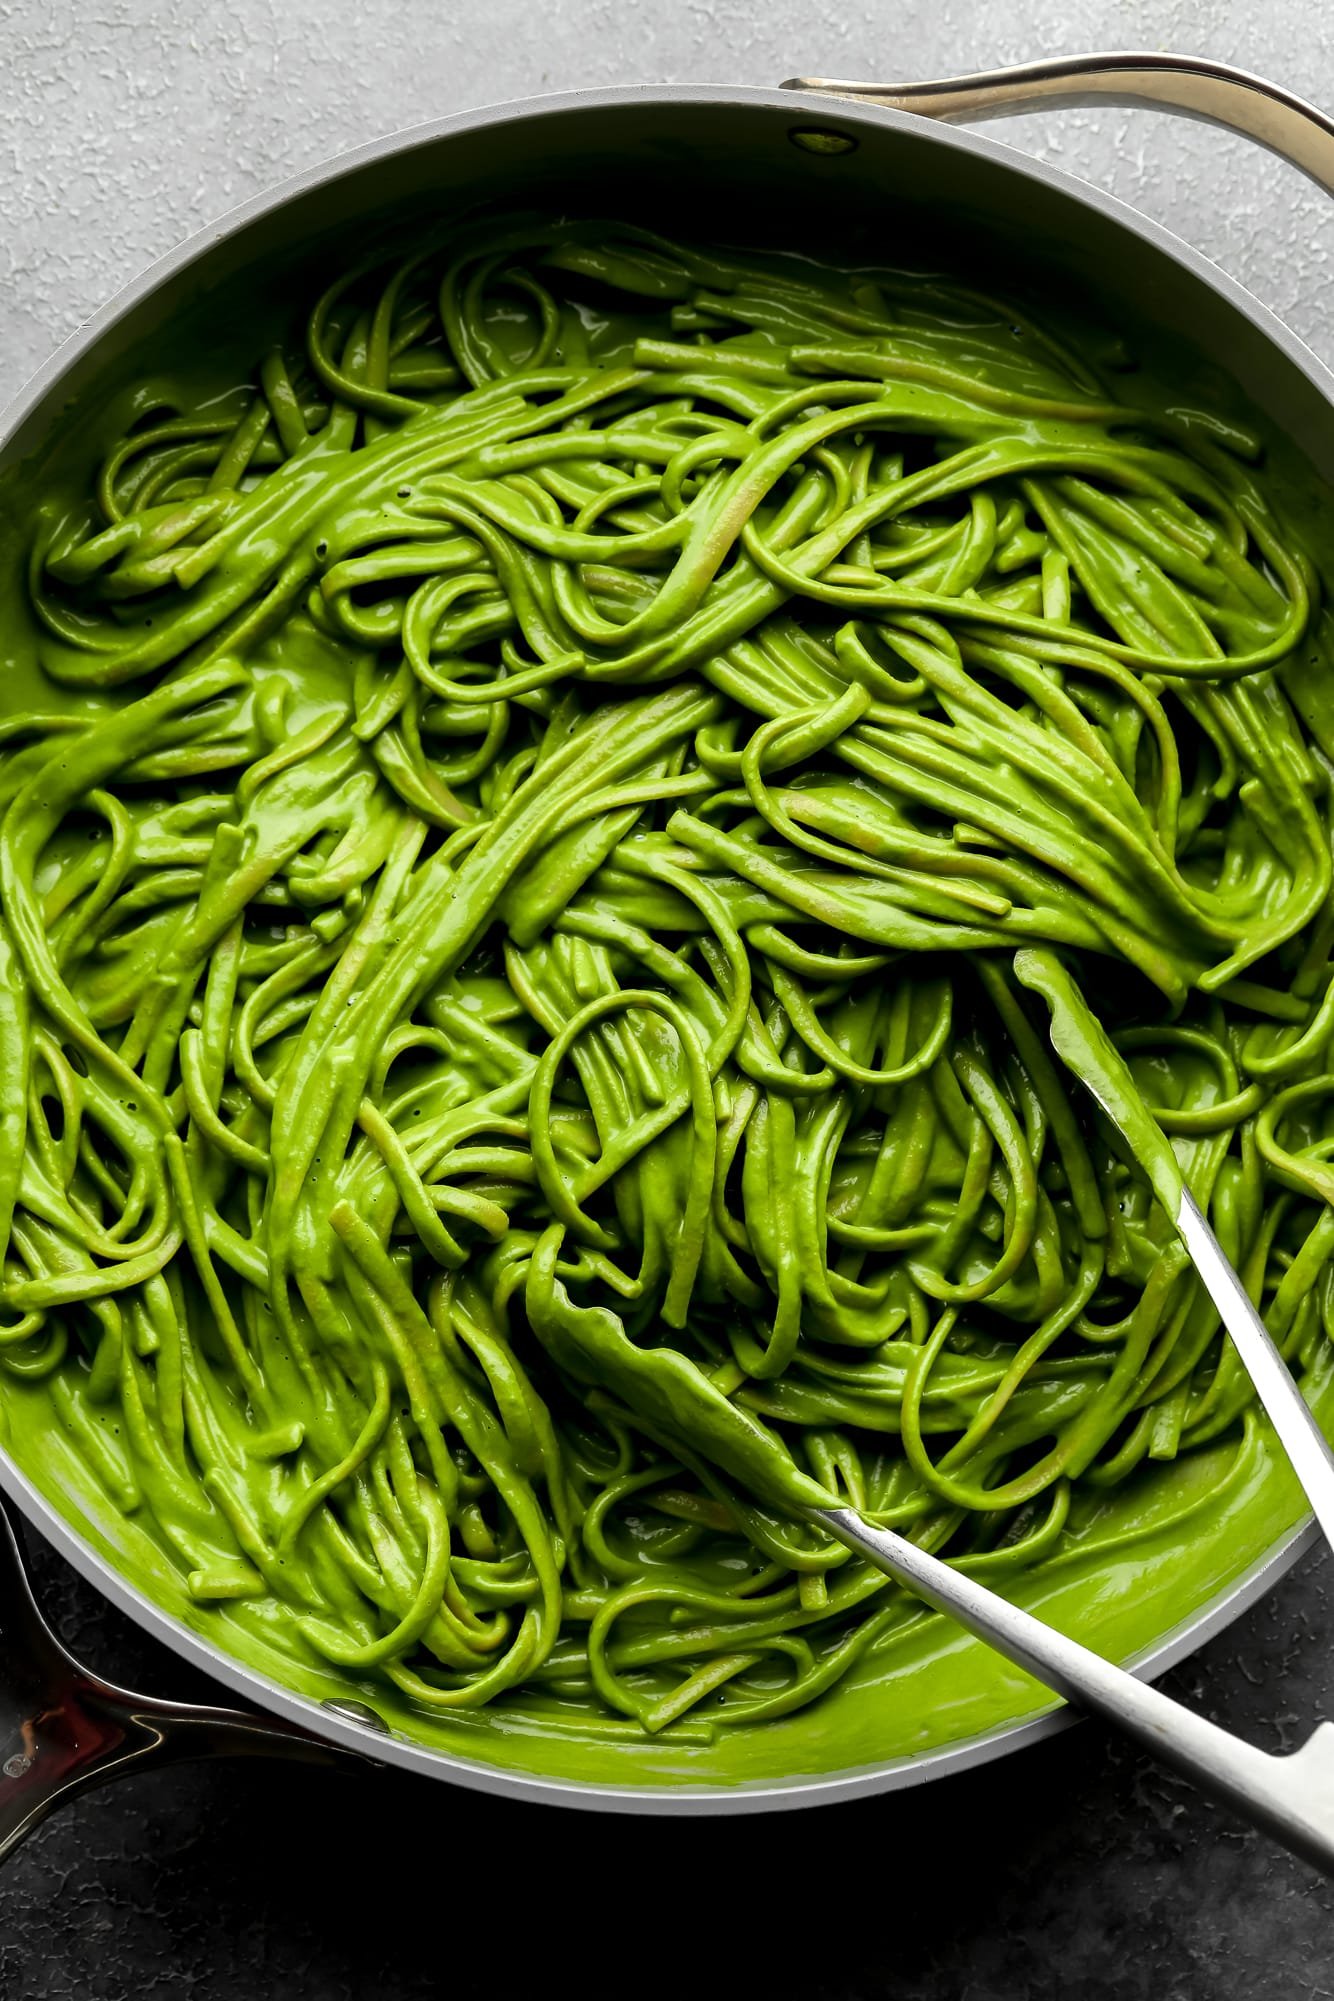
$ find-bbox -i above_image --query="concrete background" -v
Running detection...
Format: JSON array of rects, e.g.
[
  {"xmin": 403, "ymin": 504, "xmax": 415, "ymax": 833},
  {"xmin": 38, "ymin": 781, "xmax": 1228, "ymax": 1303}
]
[{"xmin": 3, "ymin": 4, "xmax": 1334, "ymax": 1997}]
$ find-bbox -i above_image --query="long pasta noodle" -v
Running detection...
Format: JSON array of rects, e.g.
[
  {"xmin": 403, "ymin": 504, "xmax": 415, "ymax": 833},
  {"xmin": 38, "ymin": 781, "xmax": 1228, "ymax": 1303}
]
[{"xmin": 3, "ymin": 218, "xmax": 1333, "ymax": 1737}]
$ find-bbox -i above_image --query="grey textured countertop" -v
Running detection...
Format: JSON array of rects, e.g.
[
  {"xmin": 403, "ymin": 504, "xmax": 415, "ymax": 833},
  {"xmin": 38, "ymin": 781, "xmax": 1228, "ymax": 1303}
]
[{"xmin": 4, "ymin": 3, "xmax": 1334, "ymax": 1995}]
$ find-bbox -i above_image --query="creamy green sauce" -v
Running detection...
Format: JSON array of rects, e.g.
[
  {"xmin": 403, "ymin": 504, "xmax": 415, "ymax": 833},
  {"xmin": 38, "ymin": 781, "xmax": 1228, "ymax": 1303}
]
[{"xmin": 1, "ymin": 217, "xmax": 1332, "ymax": 1788}]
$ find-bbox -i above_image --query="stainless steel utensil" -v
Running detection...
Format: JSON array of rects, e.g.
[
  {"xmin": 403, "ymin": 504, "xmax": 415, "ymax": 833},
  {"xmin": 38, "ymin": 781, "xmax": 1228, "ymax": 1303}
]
[
  {"xmin": 793, "ymin": 950, "xmax": 1334, "ymax": 1878},
  {"xmin": 1010, "ymin": 946, "xmax": 1334, "ymax": 1552},
  {"xmin": 813, "ymin": 1504, "xmax": 1334, "ymax": 1872}
]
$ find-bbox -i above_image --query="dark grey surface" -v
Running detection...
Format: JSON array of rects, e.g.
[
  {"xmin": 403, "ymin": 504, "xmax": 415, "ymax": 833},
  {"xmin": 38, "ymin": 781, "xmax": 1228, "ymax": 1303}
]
[
  {"xmin": 1, "ymin": 1522, "xmax": 1330, "ymax": 2000},
  {"xmin": 5, "ymin": 5, "xmax": 1334, "ymax": 1994}
]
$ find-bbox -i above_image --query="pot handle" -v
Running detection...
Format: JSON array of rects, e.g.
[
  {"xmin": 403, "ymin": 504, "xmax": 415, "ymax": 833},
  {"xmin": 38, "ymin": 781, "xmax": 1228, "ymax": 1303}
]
[
  {"xmin": 783, "ymin": 52, "xmax": 1334, "ymax": 198},
  {"xmin": 0, "ymin": 1496, "xmax": 377, "ymax": 1863}
]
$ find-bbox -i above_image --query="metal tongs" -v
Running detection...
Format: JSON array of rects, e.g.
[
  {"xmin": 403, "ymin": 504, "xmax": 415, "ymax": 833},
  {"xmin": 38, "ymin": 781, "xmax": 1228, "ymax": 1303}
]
[{"xmin": 805, "ymin": 948, "xmax": 1334, "ymax": 1875}]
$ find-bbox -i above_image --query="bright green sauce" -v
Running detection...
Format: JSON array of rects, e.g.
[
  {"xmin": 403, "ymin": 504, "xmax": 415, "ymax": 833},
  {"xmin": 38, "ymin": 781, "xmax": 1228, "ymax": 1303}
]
[{"xmin": 2, "ymin": 216, "xmax": 1334, "ymax": 1788}]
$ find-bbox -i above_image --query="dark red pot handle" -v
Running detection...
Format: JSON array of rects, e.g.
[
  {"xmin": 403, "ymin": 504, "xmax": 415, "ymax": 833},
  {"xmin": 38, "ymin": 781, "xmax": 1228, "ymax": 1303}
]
[{"xmin": 0, "ymin": 1496, "xmax": 378, "ymax": 1861}]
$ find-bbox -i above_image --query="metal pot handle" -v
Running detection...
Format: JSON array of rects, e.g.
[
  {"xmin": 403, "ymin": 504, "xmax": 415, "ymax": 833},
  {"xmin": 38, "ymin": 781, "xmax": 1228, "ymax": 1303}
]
[
  {"xmin": 783, "ymin": 51, "xmax": 1334, "ymax": 198},
  {"xmin": 0, "ymin": 1497, "xmax": 375, "ymax": 1862}
]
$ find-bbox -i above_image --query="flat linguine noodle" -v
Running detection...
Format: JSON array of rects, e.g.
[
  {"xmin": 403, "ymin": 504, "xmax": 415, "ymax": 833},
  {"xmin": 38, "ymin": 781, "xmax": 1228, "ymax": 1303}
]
[{"xmin": 4, "ymin": 218, "xmax": 1334, "ymax": 1738}]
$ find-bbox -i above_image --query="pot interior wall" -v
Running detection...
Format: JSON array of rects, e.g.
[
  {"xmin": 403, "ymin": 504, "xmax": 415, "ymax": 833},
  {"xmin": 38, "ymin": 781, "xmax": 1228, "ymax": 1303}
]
[{"xmin": 8, "ymin": 94, "xmax": 1334, "ymax": 483}]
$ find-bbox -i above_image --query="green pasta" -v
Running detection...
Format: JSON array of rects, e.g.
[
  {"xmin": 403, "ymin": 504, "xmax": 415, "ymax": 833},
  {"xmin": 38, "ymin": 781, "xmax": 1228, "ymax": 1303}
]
[{"xmin": 4, "ymin": 215, "xmax": 1334, "ymax": 1743}]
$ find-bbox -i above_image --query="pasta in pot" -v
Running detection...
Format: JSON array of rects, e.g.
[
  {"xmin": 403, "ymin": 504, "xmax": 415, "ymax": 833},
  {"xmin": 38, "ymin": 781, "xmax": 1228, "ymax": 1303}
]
[{"xmin": 3, "ymin": 218, "xmax": 1333, "ymax": 1738}]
